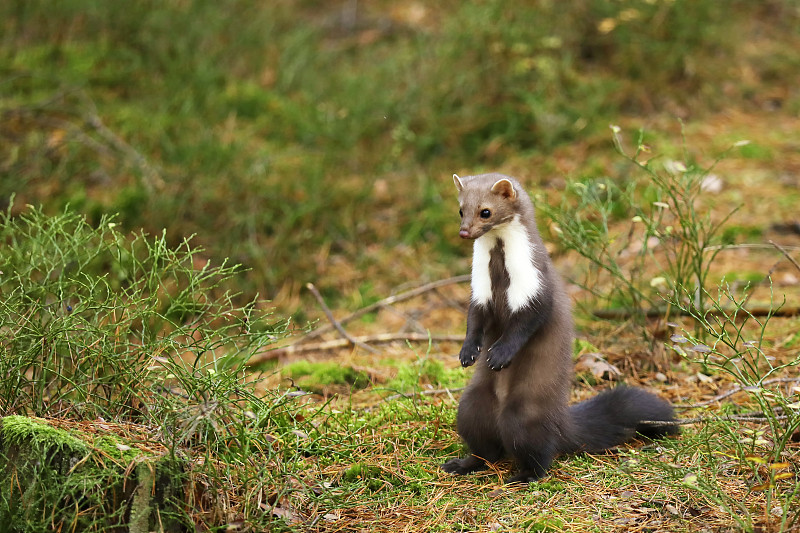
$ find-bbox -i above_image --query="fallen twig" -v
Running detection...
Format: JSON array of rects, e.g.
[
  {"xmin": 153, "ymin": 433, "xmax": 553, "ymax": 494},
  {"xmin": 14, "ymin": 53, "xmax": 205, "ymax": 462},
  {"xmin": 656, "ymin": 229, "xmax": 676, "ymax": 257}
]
[
  {"xmin": 305, "ymin": 282, "xmax": 379, "ymax": 354},
  {"xmin": 383, "ymin": 386, "xmax": 466, "ymax": 402},
  {"xmin": 769, "ymin": 239, "xmax": 800, "ymax": 274},
  {"xmin": 593, "ymin": 305, "xmax": 800, "ymax": 320},
  {"xmin": 247, "ymin": 333, "xmax": 464, "ymax": 365},
  {"xmin": 676, "ymin": 377, "xmax": 800, "ymax": 409},
  {"xmin": 300, "ymin": 275, "xmax": 470, "ymax": 342},
  {"xmin": 77, "ymin": 91, "xmax": 165, "ymax": 193},
  {"xmin": 640, "ymin": 409, "xmax": 790, "ymax": 427}
]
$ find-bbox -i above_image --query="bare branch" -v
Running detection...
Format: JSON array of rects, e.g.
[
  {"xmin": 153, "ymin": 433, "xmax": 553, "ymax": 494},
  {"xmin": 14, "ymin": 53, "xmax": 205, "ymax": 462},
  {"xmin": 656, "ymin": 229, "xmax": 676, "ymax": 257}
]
[
  {"xmin": 676, "ymin": 377, "xmax": 800, "ymax": 409},
  {"xmin": 300, "ymin": 275, "xmax": 470, "ymax": 341},
  {"xmin": 305, "ymin": 282, "xmax": 379, "ymax": 354},
  {"xmin": 383, "ymin": 387, "xmax": 466, "ymax": 402},
  {"xmin": 247, "ymin": 333, "xmax": 463, "ymax": 365},
  {"xmin": 769, "ymin": 239, "xmax": 800, "ymax": 274},
  {"xmin": 593, "ymin": 305, "xmax": 800, "ymax": 320}
]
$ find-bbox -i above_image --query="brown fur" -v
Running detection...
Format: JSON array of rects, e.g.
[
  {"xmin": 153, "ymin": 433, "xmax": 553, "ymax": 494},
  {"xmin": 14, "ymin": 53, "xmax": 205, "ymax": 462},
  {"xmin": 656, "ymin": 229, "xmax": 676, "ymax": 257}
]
[{"xmin": 443, "ymin": 173, "xmax": 677, "ymax": 483}]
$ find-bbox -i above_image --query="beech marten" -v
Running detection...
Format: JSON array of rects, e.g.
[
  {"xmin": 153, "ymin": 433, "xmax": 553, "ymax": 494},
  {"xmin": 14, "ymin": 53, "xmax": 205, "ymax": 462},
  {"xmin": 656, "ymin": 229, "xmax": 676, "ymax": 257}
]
[{"xmin": 442, "ymin": 173, "xmax": 677, "ymax": 483}]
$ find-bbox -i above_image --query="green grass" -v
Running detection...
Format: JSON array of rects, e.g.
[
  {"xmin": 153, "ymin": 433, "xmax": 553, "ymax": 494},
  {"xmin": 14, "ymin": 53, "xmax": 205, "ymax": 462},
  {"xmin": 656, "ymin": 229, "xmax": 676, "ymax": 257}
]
[
  {"xmin": 0, "ymin": 204, "xmax": 797, "ymax": 532},
  {"xmin": 0, "ymin": 204, "xmax": 304, "ymax": 530},
  {"xmin": 2, "ymin": 1, "xmax": 800, "ymax": 531},
  {"xmin": 3, "ymin": 0, "xmax": 798, "ymax": 310}
]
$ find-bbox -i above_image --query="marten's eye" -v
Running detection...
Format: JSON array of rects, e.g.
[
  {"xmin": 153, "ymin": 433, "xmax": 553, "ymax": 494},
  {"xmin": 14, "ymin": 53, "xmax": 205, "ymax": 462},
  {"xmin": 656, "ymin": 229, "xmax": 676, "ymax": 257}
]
[
  {"xmin": 480, "ymin": 209, "xmax": 491, "ymax": 219},
  {"xmin": 459, "ymin": 209, "xmax": 463, "ymax": 218}
]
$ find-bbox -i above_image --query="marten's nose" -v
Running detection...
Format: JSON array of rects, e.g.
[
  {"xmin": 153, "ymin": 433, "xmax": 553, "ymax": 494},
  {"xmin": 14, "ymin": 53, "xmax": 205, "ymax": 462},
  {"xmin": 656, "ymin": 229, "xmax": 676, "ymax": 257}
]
[{"xmin": 459, "ymin": 229, "xmax": 470, "ymax": 239}]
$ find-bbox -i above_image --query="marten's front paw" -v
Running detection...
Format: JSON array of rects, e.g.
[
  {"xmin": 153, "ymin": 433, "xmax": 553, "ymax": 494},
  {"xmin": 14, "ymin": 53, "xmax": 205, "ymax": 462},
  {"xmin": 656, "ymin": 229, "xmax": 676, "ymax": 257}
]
[
  {"xmin": 458, "ymin": 341, "xmax": 481, "ymax": 367},
  {"xmin": 486, "ymin": 342, "xmax": 515, "ymax": 370}
]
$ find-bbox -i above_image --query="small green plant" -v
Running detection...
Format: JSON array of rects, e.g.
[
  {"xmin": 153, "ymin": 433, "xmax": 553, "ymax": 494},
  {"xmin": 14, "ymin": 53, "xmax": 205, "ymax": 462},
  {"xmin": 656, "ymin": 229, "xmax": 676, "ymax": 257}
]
[
  {"xmin": 0, "ymin": 204, "xmax": 322, "ymax": 531},
  {"xmin": 668, "ymin": 281, "xmax": 800, "ymax": 455},
  {"xmin": 546, "ymin": 130, "xmax": 800, "ymax": 531},
  {"xmin": 665, "ymin": 282, "xmax": 800, "ymax": 530},
  {"xmin": 544, "ymin": 127, "xmax": 742, "ymax": 324}
]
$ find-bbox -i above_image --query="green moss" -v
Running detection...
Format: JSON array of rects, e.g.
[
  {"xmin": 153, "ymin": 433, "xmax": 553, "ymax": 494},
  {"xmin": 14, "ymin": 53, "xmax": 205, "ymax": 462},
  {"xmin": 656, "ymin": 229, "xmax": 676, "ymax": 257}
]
[
  {"xmin": 282, "ymin": 361, "xmax": 370, "ymax": 391},
  {"xmin": 343, "ymin": 462, "xmax": 400, "ymax": 491},
  {"xmin": 388, "ymin": 357, "xmax": 462, "ymax": 391},
  {"xmin": 737, "ymin": 142, "xmax": 773, "ymax": 160},
  {"xmin": 537, "ymin": 479, "xmax": 566, "ymax": 492},
  {"xmin": 520, "ymin": 517, "xmax": 566, "ymax": 531},
  {"xmin": 2, "ymin": 415, "xmax": 89, "ymax": 456},
  {"xmin": 720, "ymin": 224, "xmax": 764, "ymax": 244},
  {"xmin": 0, "ymin": 416, "xmax": 185, "ymax": 532}
]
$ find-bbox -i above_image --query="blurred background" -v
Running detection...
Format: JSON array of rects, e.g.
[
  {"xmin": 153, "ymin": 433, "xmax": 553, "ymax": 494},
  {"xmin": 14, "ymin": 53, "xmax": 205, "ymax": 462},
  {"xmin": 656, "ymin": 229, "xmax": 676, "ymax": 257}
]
[{"xmin": 3, "ymin": 0, "xmax": 799, "ymax": 320}]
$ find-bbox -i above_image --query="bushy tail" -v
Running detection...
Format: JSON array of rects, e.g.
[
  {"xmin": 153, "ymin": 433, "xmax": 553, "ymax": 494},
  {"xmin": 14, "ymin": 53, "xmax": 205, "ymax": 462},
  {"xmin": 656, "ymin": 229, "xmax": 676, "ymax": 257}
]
[{"xmin": 561, "ymin": 387, "xmax": 678, "ymax": 455}]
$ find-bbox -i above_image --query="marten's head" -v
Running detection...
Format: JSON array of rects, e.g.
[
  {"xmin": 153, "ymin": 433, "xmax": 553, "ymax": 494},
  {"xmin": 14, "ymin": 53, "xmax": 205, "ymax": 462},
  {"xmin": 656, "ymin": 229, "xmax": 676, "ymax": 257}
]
[{"xmin": 453, "ymin": 173, "xmax": 522, "ymax": 240}]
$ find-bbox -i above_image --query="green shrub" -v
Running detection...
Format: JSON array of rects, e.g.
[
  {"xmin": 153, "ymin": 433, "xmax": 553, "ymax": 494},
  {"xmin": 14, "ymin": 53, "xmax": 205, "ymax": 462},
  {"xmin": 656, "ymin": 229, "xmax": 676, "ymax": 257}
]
[{"xmin": 0, "ymin": 204, "xmax": 324, "ymax": 531}]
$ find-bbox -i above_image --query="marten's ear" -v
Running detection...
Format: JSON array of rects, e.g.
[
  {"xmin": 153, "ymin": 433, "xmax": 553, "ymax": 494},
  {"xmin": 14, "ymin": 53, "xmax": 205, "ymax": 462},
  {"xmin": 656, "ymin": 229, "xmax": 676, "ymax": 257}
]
[
  {"xmin": 453, "ymin": 174, "xmax": 464, "ymax": 192},
  {"xmin": 491, "ymin": 178, "xmax": 517, "ymax": 200}
]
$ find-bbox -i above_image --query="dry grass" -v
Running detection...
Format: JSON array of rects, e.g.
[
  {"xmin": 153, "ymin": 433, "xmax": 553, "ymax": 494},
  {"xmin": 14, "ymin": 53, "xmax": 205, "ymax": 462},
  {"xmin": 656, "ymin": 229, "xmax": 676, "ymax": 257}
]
[{"xmin": 261, "ymin": 266, "xmax": 800, "ymax": 531}]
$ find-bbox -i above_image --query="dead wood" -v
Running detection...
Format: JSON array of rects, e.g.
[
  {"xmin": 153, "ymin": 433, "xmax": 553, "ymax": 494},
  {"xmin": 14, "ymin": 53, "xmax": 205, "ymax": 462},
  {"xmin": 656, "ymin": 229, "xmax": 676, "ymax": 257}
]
[
  {"xmin": 299, "ymin": 275, "xmax": 469, "ymax": 342},
  {"xmin": 247, "ymin": 333, "xmax": 464, "ymax": 365},
  {"xmin": 592, "ymin": 306, "xmax": 800, "ymax": 320},
  {"xmin": 305, "ymin": 282, "xmax": 379, "ymax": 354}
]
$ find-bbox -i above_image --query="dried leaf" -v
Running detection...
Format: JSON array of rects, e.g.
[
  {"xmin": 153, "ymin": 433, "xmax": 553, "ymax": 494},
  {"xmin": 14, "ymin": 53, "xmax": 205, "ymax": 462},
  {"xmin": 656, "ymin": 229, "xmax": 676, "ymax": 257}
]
[
  {"xmin": 575, "ymin": 353, "xmax": 621, "ymax": 380},
  {"xmin": 226, "ymin": 520, "xmax": 245, "ymax": 532},
  {"xmin": 696, "ymin": 372, "xmax": 713, "ymax": 384},
  {"xmin": 665, "ymin": 504, "xmax": 679, "ymax": 515},
  {"xmin": 264, "ymin": 433, "xmax": 281, "ymax": 443},
  {"xmin": 272, "ymin": 506, "xmax": 295, "ymax": 521}
]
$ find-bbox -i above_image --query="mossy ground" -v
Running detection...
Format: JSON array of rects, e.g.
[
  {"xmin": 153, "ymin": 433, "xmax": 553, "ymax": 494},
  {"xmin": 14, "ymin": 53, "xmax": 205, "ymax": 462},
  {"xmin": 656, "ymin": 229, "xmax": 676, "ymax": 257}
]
[{"xmin": 1, "ymin": 415, "xmax": 184, "ymax": 532}]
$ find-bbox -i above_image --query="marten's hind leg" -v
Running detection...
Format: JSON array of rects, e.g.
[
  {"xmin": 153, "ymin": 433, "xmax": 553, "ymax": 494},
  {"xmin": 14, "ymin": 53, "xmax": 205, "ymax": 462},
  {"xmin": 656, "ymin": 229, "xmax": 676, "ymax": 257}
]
[
  {"xmin": 442, "ymin": 379, "xmax": 503, "ymax": 474},
  {"xmin": 500, "ymin": 400, "xmax": 560, "ymax": 483}
]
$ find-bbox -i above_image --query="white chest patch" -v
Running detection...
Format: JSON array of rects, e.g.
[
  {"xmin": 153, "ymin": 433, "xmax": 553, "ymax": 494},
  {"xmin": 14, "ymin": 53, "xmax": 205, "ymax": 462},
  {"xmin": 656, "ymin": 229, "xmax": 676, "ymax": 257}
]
[{"xmin": 471, "ymin": 216, "xmax": 541, "ymax": 313}]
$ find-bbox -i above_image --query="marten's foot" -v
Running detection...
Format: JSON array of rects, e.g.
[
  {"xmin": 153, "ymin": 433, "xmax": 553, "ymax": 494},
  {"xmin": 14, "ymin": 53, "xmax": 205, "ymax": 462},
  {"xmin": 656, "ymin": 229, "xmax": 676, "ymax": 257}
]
[{"xmin": 442, "ymin": 455, "xmax": 487, "ymax": 475}]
